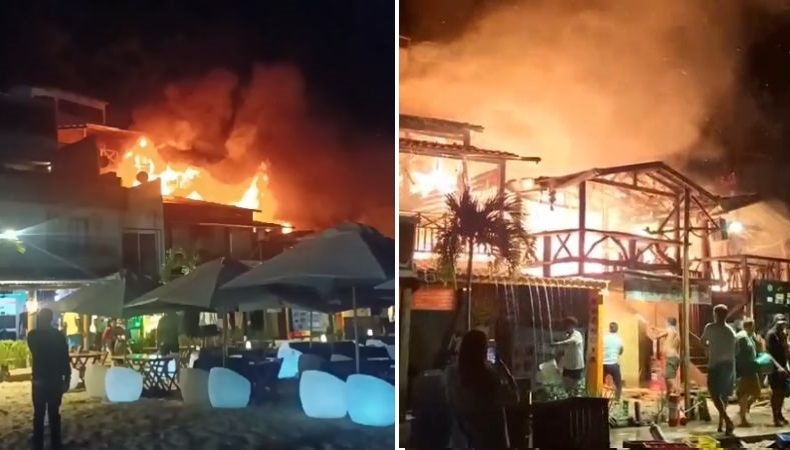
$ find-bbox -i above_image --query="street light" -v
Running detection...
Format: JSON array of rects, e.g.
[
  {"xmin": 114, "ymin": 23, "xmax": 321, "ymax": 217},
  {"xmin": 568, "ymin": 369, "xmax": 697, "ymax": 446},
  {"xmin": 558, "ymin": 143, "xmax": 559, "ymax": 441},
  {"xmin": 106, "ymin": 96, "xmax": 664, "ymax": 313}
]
[{"xmin": 0, "ymin": 229, "xmax": 18, "ymax": 241}]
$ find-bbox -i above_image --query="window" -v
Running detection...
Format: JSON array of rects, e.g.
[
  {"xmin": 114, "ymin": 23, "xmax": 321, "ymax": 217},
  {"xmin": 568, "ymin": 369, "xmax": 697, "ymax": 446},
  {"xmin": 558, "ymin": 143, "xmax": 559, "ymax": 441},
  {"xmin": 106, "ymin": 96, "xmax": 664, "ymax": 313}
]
[{"xmin": 123, "ymin": 232, "xmax": 159, "ymax": 278}]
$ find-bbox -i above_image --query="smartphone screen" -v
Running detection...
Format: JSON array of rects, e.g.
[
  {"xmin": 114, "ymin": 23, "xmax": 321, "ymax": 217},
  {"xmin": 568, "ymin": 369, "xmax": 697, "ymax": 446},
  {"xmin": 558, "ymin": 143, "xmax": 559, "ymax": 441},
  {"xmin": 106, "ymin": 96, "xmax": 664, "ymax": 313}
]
[{"xmin": 487, "ymin": 339, "xmax": 496, "ymax": 364}]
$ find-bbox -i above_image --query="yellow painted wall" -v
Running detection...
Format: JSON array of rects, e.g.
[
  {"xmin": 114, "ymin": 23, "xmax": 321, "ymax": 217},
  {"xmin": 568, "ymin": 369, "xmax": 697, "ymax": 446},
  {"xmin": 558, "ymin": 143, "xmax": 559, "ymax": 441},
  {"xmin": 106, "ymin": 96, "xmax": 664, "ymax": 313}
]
[{"xmin": 600, "ymin": 289, "xmax": 681, "ymax": 388}]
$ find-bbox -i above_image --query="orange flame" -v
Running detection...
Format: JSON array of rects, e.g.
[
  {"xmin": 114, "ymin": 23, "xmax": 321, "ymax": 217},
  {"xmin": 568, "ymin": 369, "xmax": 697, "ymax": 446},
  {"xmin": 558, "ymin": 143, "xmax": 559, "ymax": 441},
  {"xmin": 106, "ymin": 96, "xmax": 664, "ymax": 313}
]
[{"xmin": 118, "ymin": 136, "xmax": 271, "ymax": 216}]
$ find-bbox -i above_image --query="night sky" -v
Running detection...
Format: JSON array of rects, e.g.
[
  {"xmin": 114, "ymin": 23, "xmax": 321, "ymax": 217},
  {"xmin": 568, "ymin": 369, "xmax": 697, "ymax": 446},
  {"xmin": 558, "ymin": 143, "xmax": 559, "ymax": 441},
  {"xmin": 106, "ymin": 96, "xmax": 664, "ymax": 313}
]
[
  {"xmin": 0, "ymin": 1, "xmax": 394, "ymax": 134},
  {"xmin": 401, "ymin": 0, "xmax": 790, "ymax": 200}
]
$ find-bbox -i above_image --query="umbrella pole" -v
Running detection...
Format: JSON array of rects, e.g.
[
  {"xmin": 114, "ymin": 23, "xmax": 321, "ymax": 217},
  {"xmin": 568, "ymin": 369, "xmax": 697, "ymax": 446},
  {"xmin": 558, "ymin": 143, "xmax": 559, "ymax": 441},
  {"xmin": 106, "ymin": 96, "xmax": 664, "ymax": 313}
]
[
  {"xmin": 222, "ymin": 313, "xmax": 228, "ymax": 368},
  {"xmin": 353, "ymin": 287, "xmax": 360, "ymax": 373},
  {"xmin": 309, "ymin": 310, "xmax": 313, "ymax": 342}
]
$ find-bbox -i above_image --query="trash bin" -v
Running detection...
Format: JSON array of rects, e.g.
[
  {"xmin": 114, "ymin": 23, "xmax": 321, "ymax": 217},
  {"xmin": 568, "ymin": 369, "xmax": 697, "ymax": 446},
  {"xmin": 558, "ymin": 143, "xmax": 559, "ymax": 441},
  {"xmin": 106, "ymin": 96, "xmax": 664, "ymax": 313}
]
[{"xmin": 531, "ymin": 397, "xmax": 609, "ymax": 450}]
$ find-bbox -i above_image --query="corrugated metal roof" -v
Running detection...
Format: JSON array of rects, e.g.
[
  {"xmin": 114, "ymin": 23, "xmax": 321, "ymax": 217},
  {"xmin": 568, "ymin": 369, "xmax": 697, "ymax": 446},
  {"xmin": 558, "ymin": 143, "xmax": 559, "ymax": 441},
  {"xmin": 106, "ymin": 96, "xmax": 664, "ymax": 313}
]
[{"xmin": 400, "ymin": 138, "xmax": 540, "ymax": 162}]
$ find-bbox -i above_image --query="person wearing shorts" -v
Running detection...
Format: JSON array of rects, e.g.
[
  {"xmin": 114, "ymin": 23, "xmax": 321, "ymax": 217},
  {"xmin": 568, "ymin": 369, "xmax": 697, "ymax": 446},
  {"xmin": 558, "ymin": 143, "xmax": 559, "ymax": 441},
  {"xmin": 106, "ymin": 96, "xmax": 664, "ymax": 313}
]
[
  {"xmin": 766, "ymin": 315, "xmax": 790, "ymax": 426},
  {"xmin": 735, "ymin": 318, "xmax": 760, "ymax": 427},
  {"xmin": 551, "ymin": 316, "xmax": 585, "ymax": 397},
  {"xmin": 602, "ymin": 322, "xmax": 624, "ymax": 400},
  {"xmin": 702, "ymin": 305, "xmax": 737, "ymax": 435},
  {"xmin": 652, "ymin": 317, "xmax": 681, "ymax": 395}
]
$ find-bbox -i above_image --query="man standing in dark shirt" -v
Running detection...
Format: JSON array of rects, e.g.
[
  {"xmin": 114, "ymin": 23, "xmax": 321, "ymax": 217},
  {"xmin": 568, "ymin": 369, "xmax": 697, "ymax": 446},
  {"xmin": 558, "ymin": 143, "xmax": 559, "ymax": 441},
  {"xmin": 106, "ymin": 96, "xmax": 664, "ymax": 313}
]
[
  {"xmin": 27, "ymin": 308, "xmax": 70, "ymax": 450},
  {"xmin": 765, "ymin": 314, "xmax": 790, "ymax": 426}
]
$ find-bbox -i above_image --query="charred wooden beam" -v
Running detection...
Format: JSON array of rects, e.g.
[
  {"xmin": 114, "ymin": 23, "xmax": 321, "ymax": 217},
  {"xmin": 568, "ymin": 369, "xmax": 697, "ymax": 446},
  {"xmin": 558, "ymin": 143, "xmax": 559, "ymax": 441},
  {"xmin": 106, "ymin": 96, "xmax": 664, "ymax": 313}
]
[{"xmin": 591, "ymin": 177, "xmax": 676, "ymax": 197}]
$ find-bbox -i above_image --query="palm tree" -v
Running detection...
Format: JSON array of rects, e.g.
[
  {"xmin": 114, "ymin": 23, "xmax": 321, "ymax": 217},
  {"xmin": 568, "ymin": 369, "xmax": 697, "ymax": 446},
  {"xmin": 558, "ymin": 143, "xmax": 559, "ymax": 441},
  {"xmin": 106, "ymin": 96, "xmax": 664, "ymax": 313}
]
[{"xmin": 435, "ymin": 185, "xmax": 533, "ymax": 330}]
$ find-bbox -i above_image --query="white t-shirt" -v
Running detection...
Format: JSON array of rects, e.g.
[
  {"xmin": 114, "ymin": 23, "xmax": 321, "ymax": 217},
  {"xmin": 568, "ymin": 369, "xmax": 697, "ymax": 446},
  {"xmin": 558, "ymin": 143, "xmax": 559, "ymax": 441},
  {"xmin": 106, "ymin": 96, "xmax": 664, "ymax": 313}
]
[
  {"xmin": 702, "ymin": 322, "xmax": 736, "ymax": 365},
  {"xmin": 602, "ymin": 333, "xmax": 623, "ymax": 365},
  {"xmin": 560, "ymin": 329, "xmax": 585, "ymax": 370}
]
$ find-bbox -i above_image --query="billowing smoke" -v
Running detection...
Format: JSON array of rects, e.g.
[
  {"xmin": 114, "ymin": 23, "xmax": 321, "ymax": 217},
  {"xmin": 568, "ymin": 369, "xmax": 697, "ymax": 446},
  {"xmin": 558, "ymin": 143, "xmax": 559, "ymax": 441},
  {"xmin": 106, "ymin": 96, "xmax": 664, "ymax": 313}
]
[
  {"xmin": 131, "ymin": 65, "xmax": 394, "ymax": 235},
  {"xmin": 401, "ymin": 0, "xmax": 781, "ymax": 177}
]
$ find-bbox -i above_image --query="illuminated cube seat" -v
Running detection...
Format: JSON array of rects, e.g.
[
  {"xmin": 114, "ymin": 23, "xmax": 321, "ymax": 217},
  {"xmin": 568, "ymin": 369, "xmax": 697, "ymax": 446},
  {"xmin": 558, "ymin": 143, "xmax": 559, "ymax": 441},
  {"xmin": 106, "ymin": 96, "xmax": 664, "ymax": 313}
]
[
  {"xmin": 346, "ymin": 374, "xmax": 394, "ymax": 427},
  {"xmin": 277, "ymin": 343, "xmax": 302, "ymax": 379},
  {"xmin": 180, "ymin": 368, "xmax": 210, "ymax": 406},
  {"xmin": 105, "ymin": 367, "xmax": 143, "ymax": 403},
  {"xmin": 299, "ymin": 370, "xmax": 347, "ymax": 419},
  {"xmin": 84, "ymin": 365, "xmax": 109, "ymax": 399},
  {"xmin": 68, "ymin": 368, "xmax": 80, "ymax": 392},
  {"xmin": 208, "ymin": 367, "xmax": 250, "ymax": 408}
]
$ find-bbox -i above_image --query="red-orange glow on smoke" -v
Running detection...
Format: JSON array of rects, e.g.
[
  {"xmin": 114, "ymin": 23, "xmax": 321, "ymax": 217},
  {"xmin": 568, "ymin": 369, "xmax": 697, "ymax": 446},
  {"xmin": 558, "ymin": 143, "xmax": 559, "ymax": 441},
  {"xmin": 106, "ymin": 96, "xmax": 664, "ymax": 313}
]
[
  {"xmin": 122, "ymin": 65, "xmax": 393, "ymax": 235},
  {"xmin": 400, "ymin": 0, "xmax": 772, "ymax": 178}
]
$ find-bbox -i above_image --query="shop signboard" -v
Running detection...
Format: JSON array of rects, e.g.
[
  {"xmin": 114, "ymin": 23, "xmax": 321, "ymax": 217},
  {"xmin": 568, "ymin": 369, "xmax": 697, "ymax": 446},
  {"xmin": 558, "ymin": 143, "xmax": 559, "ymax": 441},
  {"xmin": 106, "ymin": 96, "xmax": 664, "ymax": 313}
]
[{"xmin": 624, "ymin": 276, "xmax": 711, "ymax": 304}]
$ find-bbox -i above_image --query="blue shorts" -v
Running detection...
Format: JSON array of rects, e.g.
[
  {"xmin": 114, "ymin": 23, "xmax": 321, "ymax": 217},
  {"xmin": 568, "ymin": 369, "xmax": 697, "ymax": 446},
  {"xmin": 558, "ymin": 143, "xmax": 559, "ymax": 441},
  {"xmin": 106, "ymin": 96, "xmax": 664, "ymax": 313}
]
[
  {"xmin": 707, "ymin": 360, "xmax": 735, "ymax": 400},
  {"xmin": 67, "ymin": 335, "xmax": 82, "ymax": 349}
]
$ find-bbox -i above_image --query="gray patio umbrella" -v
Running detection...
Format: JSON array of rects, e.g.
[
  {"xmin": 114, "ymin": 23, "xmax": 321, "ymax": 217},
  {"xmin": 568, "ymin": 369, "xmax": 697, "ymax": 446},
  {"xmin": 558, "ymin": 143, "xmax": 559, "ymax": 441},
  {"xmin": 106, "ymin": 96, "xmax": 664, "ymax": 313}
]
[
  {"xmin": 222, "ymin": 223, "xmax": 394, "ymax": 371},
  {"xmin": 125, "ymin": 258, "xmax": 254, "ymax": 313},
  {"xmin": 50, "ymin": 272, "xmax": 159, "ymax": 318}
]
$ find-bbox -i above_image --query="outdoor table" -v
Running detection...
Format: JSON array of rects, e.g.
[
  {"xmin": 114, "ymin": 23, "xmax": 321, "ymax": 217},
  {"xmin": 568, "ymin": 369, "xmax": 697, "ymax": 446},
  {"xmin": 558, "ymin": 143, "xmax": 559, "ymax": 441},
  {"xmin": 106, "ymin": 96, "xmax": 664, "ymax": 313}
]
[
  {"xmin": 112, "ymin": 354, "xmax": 178, "ymax": 395},
  {"xmin": 69, "ymin": 352, "xmax": 104, "ymax": 388}
]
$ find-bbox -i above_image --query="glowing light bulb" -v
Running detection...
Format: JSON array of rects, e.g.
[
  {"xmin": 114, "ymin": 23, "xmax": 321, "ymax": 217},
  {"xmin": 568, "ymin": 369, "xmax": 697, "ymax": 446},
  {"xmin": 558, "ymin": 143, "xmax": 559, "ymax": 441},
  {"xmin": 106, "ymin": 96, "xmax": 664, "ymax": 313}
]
[
  {"xmin": 138, "ymin": 137, "xmax": 148, "ymax": 148},
  {"xmin": 366, "ymin": 328, "xmax": 374, "ymax": 337},
  {"xmin": 727, "ymin": 220, "xmax": 744, "ymax": 234},
  {"xmin": 320, "ymin": 334, "xmax": 327, "ymax": 343}
]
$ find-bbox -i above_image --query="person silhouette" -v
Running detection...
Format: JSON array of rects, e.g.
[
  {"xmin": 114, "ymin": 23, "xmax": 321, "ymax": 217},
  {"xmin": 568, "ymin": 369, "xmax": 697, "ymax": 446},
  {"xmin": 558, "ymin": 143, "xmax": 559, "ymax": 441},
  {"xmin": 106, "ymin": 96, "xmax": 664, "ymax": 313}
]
[{"xmin": 27, "ymin": 308, "xmax": 70, "ymax": 450}]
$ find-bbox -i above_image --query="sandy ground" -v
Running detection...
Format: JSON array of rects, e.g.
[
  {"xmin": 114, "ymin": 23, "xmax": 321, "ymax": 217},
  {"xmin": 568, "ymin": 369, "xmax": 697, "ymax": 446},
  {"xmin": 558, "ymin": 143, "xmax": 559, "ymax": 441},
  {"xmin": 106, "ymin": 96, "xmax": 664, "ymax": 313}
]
[{"xmin": 0, "ymin": 381, "xmax": 395, "ymax": 450}]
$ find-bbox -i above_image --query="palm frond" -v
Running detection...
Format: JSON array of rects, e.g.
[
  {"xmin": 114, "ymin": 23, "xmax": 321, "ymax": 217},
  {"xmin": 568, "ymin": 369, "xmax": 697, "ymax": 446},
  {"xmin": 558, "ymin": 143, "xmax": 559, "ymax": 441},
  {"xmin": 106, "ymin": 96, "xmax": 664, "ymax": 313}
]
[{"xmin": 434, "ymin": 185, "xmax": 534, "ymax": 277}]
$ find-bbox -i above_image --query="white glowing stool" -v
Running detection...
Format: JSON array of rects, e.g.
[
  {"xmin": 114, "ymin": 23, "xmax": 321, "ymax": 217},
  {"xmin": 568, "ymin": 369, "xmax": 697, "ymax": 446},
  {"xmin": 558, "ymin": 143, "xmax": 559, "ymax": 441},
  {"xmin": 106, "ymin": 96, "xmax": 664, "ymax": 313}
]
[
  {"xmin": 105, "ymin": 367, "xmax": 143, "ymax": 403},
  {"xmin": 299, "ymin": 370, "xmax": 347, "ymax": 419},
  {"xmin": 208, "ymin": 367, "xmax": 250, "ymax": 408},
  {"xmin": 277, "ymin": 343, "xmax": 302, "ymax": 379},
  {"xmin": 346, "ymin": 374, "xmax": 394, "ymax": 426},
  {"xmin": 68, "ymin": 368, "xmax": 80, "ymax": 392},
  {"xmin": 180, "ymin": 368, "xmax": 210, "ymax": 406},
  {"xmin": 84, "ymin": 365, "xmax": 109, "ymax": 399}
]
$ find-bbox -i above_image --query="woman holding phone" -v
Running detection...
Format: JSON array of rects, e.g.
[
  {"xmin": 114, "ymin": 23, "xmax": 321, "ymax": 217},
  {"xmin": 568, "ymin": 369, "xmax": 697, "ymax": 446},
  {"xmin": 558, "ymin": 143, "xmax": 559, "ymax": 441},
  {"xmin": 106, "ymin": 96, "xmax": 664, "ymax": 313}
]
[{"xmin": 443, "ymin": 329, "xmax": 519, "ymax": 448}]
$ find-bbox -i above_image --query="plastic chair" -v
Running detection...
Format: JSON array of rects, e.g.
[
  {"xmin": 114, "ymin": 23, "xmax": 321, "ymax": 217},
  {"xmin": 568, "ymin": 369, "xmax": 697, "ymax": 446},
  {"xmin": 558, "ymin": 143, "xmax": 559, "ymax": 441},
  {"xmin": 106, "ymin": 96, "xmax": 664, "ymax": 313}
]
[
  {"xmin": 208, "ymin": 367, "xmax": 251, "ymax": 408},
  {"xmin": 346, "ymin": 374, "xmax": 394, "ymax": 426},
  {"xmin": 105, "ymin": 367, "xmax": 143, "ymax": 403},
  {"xmin": 299, "ymin": 370, "xmax": 347, "ymax": 419}
]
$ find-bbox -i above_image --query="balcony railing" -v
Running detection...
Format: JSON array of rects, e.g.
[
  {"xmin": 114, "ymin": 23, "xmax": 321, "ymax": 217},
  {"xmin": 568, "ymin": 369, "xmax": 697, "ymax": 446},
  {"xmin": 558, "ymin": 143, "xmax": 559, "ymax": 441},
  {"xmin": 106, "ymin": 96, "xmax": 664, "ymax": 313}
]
[
  {"xmin": 529, "ymin": 228, "xmax": 682, "ymax": 277},
  {"xmin": 692, "ymin": 255, "xmax": 790, "ymax": 292},
  {"xmin": 409, "ymin": 210, "xmax": 683, "ymax": 277}
]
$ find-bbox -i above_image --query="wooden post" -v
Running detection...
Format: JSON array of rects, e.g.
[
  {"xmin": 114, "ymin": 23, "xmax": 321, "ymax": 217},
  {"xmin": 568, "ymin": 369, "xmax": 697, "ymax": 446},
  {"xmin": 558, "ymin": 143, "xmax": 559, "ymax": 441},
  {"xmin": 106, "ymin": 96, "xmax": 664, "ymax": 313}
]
[
  {"xmin": 399, "ymin": 285, "xmax": 413, "ymax": 418},
  {"xmin": 681, "ymin": 189, "xmax": 692, "ymax": 411},
  {"xmin": 578, "ymin": 182, "xmax": 587, "ymax": 276},
  {"xmin": 82, "ymin": 314, "xmax": 91, "ymax": 351},
  {"xmin": 742, "ymin": 255, "xmax": 752, "ymax": 317},
  {"xmin": 543, "ymin": 236, "xmax": 552, "ymax": 278}
]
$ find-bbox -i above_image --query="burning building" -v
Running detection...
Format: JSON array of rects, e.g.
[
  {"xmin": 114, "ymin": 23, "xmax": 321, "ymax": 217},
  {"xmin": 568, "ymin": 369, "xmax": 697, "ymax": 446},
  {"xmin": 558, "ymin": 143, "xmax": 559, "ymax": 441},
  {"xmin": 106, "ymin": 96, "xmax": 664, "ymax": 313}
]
[{"xmin": 400, "ymin": 109, "xmax": 790, "ymax": 393}]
